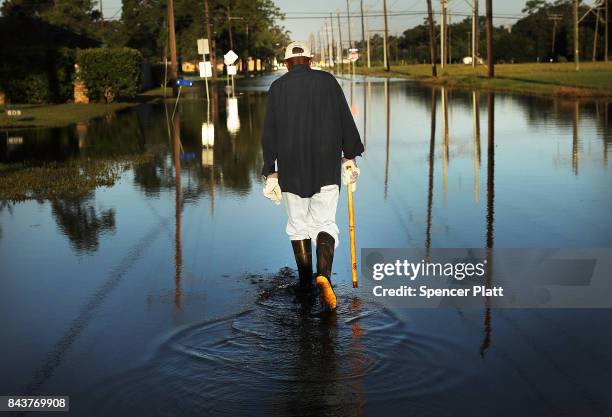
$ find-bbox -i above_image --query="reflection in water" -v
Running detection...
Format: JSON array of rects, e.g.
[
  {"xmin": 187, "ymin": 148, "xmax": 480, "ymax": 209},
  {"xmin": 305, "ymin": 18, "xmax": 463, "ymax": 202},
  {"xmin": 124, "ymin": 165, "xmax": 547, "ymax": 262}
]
[
  {"xmin": 384, "ymin": 79, "xmax": 390, "ymax": 199},
  {"xmin": 573, "ymin": 101, "xmax": 580, "ymax": 175},
  {"xmin": 51, "ymin": 195, "xmax": 116, "ymax": 254},
  {"xmin": 472, "ymin": 91, "xmax": 481, "ymax": 206},
  {"xmin": 441, "ymin": 87, "xmax": 450, "ymax": 206},
  {"xmin": 2, "ymin": 78, "xmax": 612, "ymax": 416},
  {"xmin": 173, "ymin": 112, "xmax": 183, "ymax": 311},
  {"xmin": 85, "ymin": 271, "xmax": 469, "ymax": 417},
  {"xmin": 481, "ymin": 92, "xmax": 496, "ymax": 357},
  {"xmin": 425, "ymin": 89, "xmax": 437, "ymax": 254}
]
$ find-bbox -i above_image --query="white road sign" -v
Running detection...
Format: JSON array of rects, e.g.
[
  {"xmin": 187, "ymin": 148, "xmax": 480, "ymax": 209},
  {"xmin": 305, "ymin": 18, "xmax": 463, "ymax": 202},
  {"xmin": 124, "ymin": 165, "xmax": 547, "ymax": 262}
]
[
  {"xmin": 227, "ymin": 65, "xmax": 237, "ymax": 76},
  {"xmin": 199, "ymin": 61, "xmax": 212, "ymax": 78},
  {"xmin": 224, "ymin": 50, "xmax": 239, "ymax": 65},
  {"xmin": 348, "ymin": 48, "xmax": 359, "ymax": 62},
  {"xmin": 197, "ymin": 39, "xmax": 209, "ymax": 55}
]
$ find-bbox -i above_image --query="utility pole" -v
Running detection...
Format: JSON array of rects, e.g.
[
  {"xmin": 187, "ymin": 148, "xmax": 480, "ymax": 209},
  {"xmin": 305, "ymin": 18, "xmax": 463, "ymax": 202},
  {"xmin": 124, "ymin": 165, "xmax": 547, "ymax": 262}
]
[
  {"xmin": 167, "ymin": 0, "xmax": 178, "ymax": 96},
  {"xmin": 383, "ymin": 0, "xmax": 390, "ymax": 71},
  {"xmin": 319, "ymin": 31, "xmax": 325, "ymax": 64},
  {"xmin": 329, "ymin": 13, "xmax": 336, "ymax": 67},
  {"xmin": 227, "ymin": 2, "xmax": 234, "ymax": 50},
  {"xmin": 204, "ymin": 0, "xmax": 216, "ymax": 82},
  {"xmin": 427, "ymin": 0, "xmax": 437, "ymax": 76},
  {"xmin": 360, "ymin": 0, "xmax": 366, "ymax": 66},
  {"xmin": 365, "ymin": 13, "xmax": 371, "ymax": 67},
  {"xmin": 347, "ymin": 0, "xmax": 354, "ymax": 48},
  {"xmin": 326, "ymin": 20, "xmax": 334, "ymax": 67},
  {"xmin": 337, "ymin": 10, "xmax": 344, "ymax": 71},
  {"xmin": 485, "ymin": 0, "xmax": 494, "ymax": 77},
  {"xmin": 594, "ymin": 2, "xmax": 600, "ymax": 61},
  {"xmin": 441, "ymin": 0, "xmax": 448, "ymax": 68},
  {"xmin": 472, "ymin": 0, "xmax": 478, "ymax": 67},
  {"xmin": 574, "ymin": 0, "xmax": 580, "ymax": 70},
  {"xmin": 548, "ymin": 13, "xmax": 562, "ymax": 56},
  {"xmin": 605, "ymin": 0, "xmax": 609, "ymax": 61}
]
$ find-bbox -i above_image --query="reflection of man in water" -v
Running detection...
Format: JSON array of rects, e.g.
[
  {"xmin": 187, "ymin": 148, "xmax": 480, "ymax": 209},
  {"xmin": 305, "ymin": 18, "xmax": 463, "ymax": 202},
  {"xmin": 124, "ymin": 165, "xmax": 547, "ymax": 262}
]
[{"xmin": 261, "ymin": 41, "xmax": 364, "ymax": 310}]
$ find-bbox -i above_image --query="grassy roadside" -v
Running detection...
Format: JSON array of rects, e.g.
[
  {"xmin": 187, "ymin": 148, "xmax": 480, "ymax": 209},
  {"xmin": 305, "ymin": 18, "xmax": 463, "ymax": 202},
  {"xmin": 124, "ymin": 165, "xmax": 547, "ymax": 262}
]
[
  {"xmin": 0, "ymin": 85, "xmax": 177, "ymax": 130},
  {"xmin": 350, "ymin": 62, "xmax": 612, "ymax": 97}
]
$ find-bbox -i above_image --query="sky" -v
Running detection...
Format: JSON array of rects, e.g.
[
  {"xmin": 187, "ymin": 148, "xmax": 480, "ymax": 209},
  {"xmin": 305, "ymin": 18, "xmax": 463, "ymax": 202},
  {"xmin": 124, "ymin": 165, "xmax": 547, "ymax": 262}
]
[
  {"xmin": 274, "ymin": 0, "xmax": 532, "ymax": 41},
  {"xmin": 2, "ymin": 0, "xmax": 600, "ymax": 43}
]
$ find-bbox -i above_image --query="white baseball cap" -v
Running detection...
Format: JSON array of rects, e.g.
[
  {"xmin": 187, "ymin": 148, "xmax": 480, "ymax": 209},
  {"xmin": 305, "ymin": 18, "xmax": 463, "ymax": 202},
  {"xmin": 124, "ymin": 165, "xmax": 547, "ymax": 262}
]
[{"xmin": 284, "ymin": 41, "xmax": 313, "ymax": 60}]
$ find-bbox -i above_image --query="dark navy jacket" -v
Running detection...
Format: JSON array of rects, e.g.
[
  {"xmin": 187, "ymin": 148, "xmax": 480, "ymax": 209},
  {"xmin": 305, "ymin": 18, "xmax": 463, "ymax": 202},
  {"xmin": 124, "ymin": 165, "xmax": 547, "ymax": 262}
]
[{"xmin": 261, "ymin": 64, "xmax": 364, "ymax": 198}]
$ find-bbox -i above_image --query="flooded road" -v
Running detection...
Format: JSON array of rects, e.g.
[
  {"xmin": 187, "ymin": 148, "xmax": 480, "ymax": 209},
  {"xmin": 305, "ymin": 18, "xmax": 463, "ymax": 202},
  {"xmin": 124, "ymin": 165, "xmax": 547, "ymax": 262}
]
[{"xmin": 1, "ymin": 73, "xmax": 611, "ymax": 416}]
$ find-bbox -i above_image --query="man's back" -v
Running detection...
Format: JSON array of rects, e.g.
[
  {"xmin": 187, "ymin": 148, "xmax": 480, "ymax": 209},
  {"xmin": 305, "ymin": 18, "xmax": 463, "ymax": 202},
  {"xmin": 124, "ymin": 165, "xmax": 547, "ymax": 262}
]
[{"xmin": 261, "ymin": 65, "xmax": 364, "ymax": 198}]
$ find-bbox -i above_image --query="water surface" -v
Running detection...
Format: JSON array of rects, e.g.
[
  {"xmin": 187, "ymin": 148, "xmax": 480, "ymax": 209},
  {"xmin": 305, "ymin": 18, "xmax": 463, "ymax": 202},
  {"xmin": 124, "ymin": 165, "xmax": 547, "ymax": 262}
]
[{"xmin": 1, "ymin": 73, "xmax": 611, "ymax": 417}]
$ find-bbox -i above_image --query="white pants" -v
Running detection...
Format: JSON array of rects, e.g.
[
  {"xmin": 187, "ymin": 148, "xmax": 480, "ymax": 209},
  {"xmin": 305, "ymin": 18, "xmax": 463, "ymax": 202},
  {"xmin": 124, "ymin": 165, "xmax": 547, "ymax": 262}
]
[{"xmin": 282, "ymin": 185, "xmax": 340, "ymax": 247}]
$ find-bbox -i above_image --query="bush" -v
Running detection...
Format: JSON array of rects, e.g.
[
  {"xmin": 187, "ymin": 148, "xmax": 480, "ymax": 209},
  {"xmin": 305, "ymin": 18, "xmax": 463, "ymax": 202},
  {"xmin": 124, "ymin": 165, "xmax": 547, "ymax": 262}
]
[
  {"xmin": 77, "ymin": 48, "xmax": 142, "ymax": 103},
  {"xmin": 0, "ymin": 47, "xmax": 75, "ymax": 104}
]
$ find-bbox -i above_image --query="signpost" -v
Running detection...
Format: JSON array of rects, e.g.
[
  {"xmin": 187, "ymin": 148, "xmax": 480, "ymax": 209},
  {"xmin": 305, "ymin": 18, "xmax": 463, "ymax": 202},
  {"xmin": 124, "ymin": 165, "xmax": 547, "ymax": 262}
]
[
  {"xmin": 224, "ymin": 50, "xmax": 239, "ymax": 97},
  {"xmin": 197, "ymin": 38, "xmax": 213, "ymax": 136},
  {"xmin": 348, "ymin": 48, "xmax": 359, "ymax": 77}
]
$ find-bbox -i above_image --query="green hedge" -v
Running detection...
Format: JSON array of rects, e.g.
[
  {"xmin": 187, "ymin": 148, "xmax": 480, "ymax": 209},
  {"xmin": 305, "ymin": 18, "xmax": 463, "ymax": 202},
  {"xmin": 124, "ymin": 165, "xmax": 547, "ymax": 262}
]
[
  {"xmin": 76, "ymin": 48, "xmax": 142, "ymax": 103},
  {"xmin": 0, "ymin": 47, "xmax": 75, "ymax": 104}
]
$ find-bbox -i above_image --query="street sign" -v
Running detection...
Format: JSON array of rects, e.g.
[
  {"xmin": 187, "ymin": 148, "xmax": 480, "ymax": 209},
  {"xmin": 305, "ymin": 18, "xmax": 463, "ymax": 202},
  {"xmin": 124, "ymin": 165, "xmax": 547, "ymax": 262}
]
[
  {"xmin": 199, "ymin": 61, "xmax": 212, "ymax": 78},
  {"xmin": 176, "ymin": 79, "xmax": 193, "ymax": 87},
  {"xmin": 348, "ymin": 48, "xmax": 359, "ymax": 62},
  {"xmin": 224, "ymin": 50, "xmax": 239, "ymax": 65},
  {"xmin": 227, "ymin": 65, "xmax": 237, "ymax": 76},
  {"xmin": 197, "ymin": 39, "xmax": 209, "ymax": 55}
]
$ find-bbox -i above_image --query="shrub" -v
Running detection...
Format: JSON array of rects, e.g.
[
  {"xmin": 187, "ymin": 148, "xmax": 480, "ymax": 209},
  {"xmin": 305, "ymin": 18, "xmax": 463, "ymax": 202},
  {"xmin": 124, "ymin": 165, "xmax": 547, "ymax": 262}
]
[
  {"xmin": 0, "ymin": 47, "xmax": 75, "ymax": 104},
  {"xmin": 76, "ymin": 48, "xmax": 142, "ymax": 103}
]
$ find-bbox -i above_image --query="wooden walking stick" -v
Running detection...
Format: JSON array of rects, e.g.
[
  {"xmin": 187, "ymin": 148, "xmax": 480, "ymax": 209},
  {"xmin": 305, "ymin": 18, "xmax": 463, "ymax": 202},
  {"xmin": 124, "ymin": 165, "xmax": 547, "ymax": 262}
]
[{"xmin": 347, "ymin": 182, "xmax": 358, "ymax": 288}]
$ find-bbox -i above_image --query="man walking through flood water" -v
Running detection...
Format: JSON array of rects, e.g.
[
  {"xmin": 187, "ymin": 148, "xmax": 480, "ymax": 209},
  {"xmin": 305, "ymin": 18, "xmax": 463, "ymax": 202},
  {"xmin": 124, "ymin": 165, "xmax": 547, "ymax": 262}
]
[{"xmin": 261, "ymin": 41, "xmax": 364, "ymax": 310}]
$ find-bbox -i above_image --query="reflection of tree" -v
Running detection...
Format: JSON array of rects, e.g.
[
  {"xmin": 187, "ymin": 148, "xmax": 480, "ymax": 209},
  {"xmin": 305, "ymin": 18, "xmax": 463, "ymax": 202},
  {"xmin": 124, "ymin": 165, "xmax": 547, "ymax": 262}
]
[{"xmin": 51, "ymin": 194, "xmax": 115, "ymax": 254}]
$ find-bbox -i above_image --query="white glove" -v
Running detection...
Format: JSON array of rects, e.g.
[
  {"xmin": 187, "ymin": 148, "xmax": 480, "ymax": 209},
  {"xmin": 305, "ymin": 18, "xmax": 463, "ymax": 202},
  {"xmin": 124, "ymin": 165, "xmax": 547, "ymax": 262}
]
[
  {"xmin": 263, "ymin": 174, "xmax": 282, "ymax": 205},
  {"xmin": 342, "ymin": 159, "xmax": 360, "ymax": 191}
]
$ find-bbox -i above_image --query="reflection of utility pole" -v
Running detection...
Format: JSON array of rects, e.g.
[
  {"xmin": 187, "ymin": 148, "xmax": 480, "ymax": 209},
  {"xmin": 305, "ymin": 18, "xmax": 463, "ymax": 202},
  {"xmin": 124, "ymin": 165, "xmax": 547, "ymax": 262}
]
[
  {"xmin": 441, "ymin": 87, "xmax": 449, "ymax": 205},
  {"xmin": 427, "ymin": 0, "xmax": 437, "ymax": 76},
  {"xmin": 472, "ymin": 91, "xmax": 481, "ymax": 206},
  {"xmin": 486, "ymin": 92, "xmax": 495, "ymax": 250},
  {"xmin": 383, "ymin": 0, "xmax": 390, "ymax": 71},
  {"xmin": 172, "ymin": 112, "xmax": 182, "ymax": 311},
  {"xmin": 425, "ymin": 89, "xmax": 437, "ymax": 253},
  {"xmin": 572, "ymin": 101, "xmax": 580, "ymax": 175},
  {"xmin": 384, "ymin": 80, "xmax": 390, "ymax": 198},
  {"xmin": 167, "ymin": 0, "xmax": 178, "ymax": 96},
  {"xmin": 548, "ymin": 14, "xmax": 562, "ymax": 56}
]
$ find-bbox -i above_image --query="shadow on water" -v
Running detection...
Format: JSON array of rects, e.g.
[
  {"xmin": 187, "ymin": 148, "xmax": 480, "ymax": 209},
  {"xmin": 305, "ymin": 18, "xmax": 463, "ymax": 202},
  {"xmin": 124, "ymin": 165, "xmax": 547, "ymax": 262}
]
[{"xmin": 82, "ymin": 268, "xmax": 469, "ymax": 417}]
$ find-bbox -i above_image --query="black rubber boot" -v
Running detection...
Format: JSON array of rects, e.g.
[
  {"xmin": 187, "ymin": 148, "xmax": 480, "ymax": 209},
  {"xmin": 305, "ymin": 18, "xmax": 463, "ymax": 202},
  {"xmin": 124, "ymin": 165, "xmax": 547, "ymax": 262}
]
[
  {"xmin": 291, "ymin": 239, "xmax": 313, "ymax": 290},
  {"xmin": 316, "ymin": 232, "xmax": 335, "ymax": 281},
  {"xmin": 315, "ymin": 232, "xmax": 337, "ymax": 310}
]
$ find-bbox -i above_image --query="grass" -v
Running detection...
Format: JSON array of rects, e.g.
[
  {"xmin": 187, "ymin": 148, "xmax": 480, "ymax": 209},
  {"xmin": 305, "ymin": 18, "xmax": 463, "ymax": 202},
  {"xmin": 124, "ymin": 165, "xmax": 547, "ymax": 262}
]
[
  {"xmin": 351, "ymin": 62, "xmax": 612, "ymax": 97},
  {"xmin": 0, "ymin": 85, "xmax": 176, "ymax": 130},
  {"xmin": 0, "ymin": 154, "xmax": 153, "ymax": 201}
]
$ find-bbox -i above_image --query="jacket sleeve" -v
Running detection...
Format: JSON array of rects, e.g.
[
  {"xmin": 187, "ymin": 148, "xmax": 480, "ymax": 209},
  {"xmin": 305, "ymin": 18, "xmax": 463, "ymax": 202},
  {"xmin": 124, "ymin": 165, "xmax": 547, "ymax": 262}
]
[
  {"xmin": 335, "ymin": 79, "xmax": 364, "ymax": 159},
  {"xmin": 261, "ymin": 85, "xmax": 278, "ymax": 177}
]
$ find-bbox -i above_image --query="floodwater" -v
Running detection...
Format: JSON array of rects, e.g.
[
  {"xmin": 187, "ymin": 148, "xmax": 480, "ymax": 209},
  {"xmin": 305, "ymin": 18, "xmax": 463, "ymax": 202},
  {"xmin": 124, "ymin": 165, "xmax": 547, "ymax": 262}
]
[{"xmin": 1, "ymin": 73, "xmax": 611, "ymax": 417}]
